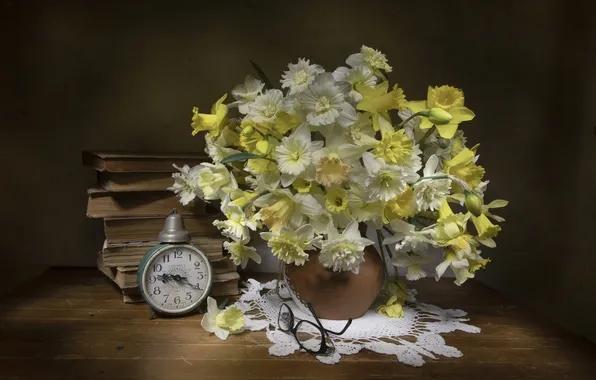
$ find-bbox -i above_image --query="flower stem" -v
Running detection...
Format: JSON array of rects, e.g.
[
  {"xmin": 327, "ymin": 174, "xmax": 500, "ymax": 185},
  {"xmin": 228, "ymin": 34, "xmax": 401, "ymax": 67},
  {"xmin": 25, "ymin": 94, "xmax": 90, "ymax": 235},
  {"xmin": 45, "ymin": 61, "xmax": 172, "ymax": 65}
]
[
  {"xmin": 241, "ymin": 191, "xmax": 268, "ymax": 211},
  {"xmin": 397, "ymin": 112, "xmax": 423, "ymax": 128},
  {"xmin": 417, "ymin": 127, "xmax": 435, "ymax": 145},
  {"xmin": 376, "ymin": 229, "xmax": 390, "ymax": 296},
  {"xmin": 415, "ymin": 175, "xmax": 450, "ymax": 183}
]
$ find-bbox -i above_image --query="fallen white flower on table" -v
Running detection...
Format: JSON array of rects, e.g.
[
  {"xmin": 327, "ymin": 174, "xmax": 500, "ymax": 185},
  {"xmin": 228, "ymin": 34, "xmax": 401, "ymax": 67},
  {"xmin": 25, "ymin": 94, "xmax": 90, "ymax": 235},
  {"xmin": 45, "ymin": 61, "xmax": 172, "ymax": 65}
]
[{"xmin": 201, "ymin": 297, "xmax": 245, "ymax": 340}]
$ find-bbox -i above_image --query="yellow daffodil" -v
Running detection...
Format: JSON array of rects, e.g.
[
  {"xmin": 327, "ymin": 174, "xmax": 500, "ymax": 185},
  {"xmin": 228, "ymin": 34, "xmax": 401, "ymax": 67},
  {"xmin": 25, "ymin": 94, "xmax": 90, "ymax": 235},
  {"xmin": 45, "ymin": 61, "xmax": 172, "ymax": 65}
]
[
  {"xmin": 325, "ymin": 187, "xmax": 349, "ymax": 214},
  {"xmin": 407, "ymin": 85, "xmax": 475, "ymax": 139},
  {"xmin": 377, "ymin": 277, "xmax": 409, "ymax": 318},
  {"xmin": 231, "ymin": 191, "xmax": 260, "ymax": 209},
  {"xmin": 247, "ymin": 158, "xmax": 277, "ymax": 175},
  {"xmin": 443, "ymin": 147, "xmax": 485, "ymax": 192},
  {"xmin": 433, "ymin": 202, "xmax": 477, "ymax": 260},
  {"xmin": 355, "ymin": 82, "xmax": 406, "ymax": 131},
  {"xmin": 382, "ymin": 186, "xmax": 415, "ymax": 223},
  {"xmin": 292, "ymin": 177, "xmax": 312, "ymax": 193},
  {"xmin": 377, "ymin": 296, "xmax": 405, "ymax": 318},
  {"xmin": 449, "ymin": 130, "xmax": 467, "ymax": 158},
  {"xmin": 273, "ymin": 111, "xmax": 301, "ymax": 135},
  {"xmin": 201, "ymin": 296, "xmax": 245, "ymax": 340},
  {"xmin": 464, "ymin": 191, "xmax": 484, "ymax": 217},
  {"xmin": 254, "ymin": 190, "xmax": 302, "ymax": 233},
  {"xmin": 468, "ymin": 257, "xmax": 491, "ymax": 273},
  {"xmin": 374, "ymin": 129, "xmax": 414, "ymax": 165},
  {"xmin": 191, "ymin": 94, "xmax": 228, "ymax": 137},
  {"xmin": 471, "ymin": 213, "xmax": 501, "ymax": 240},
  {"xmin": 239, "ymin": 124, "xmax": 266, "ymax": 153}
]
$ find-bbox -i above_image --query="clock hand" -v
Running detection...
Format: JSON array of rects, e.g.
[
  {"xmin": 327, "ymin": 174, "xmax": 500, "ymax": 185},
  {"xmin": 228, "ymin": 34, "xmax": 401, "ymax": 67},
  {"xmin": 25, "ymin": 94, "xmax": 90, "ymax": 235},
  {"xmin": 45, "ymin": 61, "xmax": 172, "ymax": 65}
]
[
  {"xmin": 161, "ymin": 274, "xmax": 202, "ymax": 290},
  {"xmin": 180, "ymin": 277, "xmax": 202, "ymax": 291}
]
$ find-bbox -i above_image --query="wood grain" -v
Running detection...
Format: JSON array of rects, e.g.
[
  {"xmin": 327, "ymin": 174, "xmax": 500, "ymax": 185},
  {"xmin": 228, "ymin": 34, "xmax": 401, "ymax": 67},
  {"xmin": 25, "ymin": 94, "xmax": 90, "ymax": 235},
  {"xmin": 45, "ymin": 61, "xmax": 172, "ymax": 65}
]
[{"xmin": 0, "ymin": 268, "xmax": 594, "ymax": 379}]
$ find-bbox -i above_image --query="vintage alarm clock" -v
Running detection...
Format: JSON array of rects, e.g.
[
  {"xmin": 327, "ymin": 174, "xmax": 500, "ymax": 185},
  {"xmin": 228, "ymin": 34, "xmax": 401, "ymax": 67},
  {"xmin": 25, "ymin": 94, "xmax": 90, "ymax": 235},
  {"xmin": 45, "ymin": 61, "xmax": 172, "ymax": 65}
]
[{"xmin": 137, "ymin": 209, "xmax": 213, "ymax": 315}]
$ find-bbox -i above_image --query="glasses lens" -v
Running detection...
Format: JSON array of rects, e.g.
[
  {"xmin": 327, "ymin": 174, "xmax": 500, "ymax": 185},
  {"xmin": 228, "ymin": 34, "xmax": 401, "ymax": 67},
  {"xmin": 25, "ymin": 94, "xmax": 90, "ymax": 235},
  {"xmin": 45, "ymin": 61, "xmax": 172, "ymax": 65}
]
[
  {"xmin": 278, "ymin": 304, "xmax": 292, "ymax": 332},
  {"xmin": 295, "ymin": 320, "xmax": 331, "ymax": 354}
]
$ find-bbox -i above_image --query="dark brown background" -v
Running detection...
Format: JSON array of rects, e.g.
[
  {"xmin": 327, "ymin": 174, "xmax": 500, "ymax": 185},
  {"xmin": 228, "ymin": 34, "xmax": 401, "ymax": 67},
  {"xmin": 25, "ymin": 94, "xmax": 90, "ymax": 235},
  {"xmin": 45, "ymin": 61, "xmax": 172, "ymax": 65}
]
[{"xmin": 1, "ymin": 0, "xmax": 594, "ymax": 343}]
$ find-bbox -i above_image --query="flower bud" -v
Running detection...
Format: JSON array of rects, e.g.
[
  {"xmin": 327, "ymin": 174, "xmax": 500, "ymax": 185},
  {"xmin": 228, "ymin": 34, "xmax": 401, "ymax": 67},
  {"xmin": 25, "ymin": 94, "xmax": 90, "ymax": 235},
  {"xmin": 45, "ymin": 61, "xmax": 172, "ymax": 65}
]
[
  {"xmin": 242, "ymin": 125, "xmax": 254, "ymax": 135},
  {"xmin": 427, "ymin": 108, "xmax": 452, "ymax": 125},
  {"xmin": 255, "ymin": 139, "xmax": 270, "ymax": 155},
  {"xmin": 464, "ymin": 191, "xmax": 484, "ymax": 217}
]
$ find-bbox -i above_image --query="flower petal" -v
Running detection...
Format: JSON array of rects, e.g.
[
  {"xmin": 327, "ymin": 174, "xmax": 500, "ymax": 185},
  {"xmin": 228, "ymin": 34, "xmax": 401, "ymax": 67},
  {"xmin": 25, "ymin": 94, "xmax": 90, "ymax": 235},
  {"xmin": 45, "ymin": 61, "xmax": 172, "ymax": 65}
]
[
  {"xmin": 450, "ymin": 106, "xmax": 475, "ymax": 122},
  {"xmin": 214, "ymin": 327, "xmax": 230, "ymax": 340},
  {"xmin": 435, "ymin": 123, "xmax": 459, "ymax": 139},
  {"xmin": 362, "ymin": 152, "xmax": 381, "ymax": 173}
]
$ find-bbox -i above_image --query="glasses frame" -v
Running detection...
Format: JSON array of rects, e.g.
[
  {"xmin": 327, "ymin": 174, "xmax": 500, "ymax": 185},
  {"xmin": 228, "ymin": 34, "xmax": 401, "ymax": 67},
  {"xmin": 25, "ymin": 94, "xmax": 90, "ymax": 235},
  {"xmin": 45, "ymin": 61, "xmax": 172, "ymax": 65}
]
[{"xmin": 277, "ymin": 302, "xmax": 353, "ymax": 356}]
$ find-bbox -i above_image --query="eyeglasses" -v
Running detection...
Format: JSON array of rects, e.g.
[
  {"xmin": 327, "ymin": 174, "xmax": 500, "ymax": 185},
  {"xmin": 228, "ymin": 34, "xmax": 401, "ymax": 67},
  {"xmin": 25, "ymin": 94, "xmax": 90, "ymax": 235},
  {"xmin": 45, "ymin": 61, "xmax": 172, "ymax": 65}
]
[{"xmin": 277, "ymin": 302, "xmax": 352, "ymax": 356}]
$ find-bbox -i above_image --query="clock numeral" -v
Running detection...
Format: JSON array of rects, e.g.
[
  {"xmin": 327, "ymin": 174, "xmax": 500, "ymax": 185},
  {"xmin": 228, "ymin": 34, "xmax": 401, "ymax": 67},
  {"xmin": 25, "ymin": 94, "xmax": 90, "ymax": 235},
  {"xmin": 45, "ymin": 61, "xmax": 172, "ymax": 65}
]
[
  {"xmin": 188, "ymin": 253, "xmax": 192, "ymax": 261},
  {"xmin": 194, "ymin": 261, "xmax": 201, "ymax": 269},
  {"xmin": 185, "ymin": 292, "xmax": 192, "ymax": 301},
  {"xmin": 174, "ymin": 296, "xmax": 181, "ymax": 304},
  {"xmin": 197, "ymin": 273, "xmax": 204, "ymax": 280},
  {"xmin": 174, "ymin": 250, "xmax": 182, "ymax": 259},
  {"xmin": 153, "ymin": 264, "xmax": 162, "ymax": 272},
  {"xmin": 149, "ymin": 276, "xmax": 156, "ymax": 284},
  {"xmin": 163, "ymin": 294, "xmax": 169, "ymax": 302},
  {"xmin": 163, "ymin": 255, "xmax": 170, "ymax": 263},
  {"xmin": 153, "ymin": 286, "xmax": 161, "ymax": 295}
]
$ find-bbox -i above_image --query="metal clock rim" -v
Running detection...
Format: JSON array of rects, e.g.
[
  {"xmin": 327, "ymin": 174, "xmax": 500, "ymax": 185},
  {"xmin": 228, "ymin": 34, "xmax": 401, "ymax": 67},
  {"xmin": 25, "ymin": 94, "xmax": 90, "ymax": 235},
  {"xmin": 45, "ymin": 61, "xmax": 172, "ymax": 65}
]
[{"xmin": 137, "ymin": 243, "xmax": 213, "ymax": 316}]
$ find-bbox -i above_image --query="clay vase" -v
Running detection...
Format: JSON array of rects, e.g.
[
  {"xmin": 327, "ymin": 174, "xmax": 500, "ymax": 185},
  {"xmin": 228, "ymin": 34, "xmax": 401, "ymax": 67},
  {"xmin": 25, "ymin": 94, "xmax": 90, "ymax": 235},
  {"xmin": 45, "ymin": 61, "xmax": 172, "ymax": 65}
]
[{"xmin": 283, "ymin": 244, "xmax": 385, "ymax": 320}]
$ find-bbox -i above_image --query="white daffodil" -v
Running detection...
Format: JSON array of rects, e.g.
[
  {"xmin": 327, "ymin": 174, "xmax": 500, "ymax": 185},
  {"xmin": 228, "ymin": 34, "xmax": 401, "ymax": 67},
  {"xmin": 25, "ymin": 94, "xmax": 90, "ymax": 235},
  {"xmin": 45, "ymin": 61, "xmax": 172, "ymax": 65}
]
[
  {"xmin": 223, "ymin": 238, "xmax": 262, "ymax": 269},
  {"xmin": 253, "ymin": 189, "xmax": 303, "ymax": 232},
  {"xmin": 280, "ymin": 58, "xmax": 324, "ymax": 95},
  {"xmin": 349, "ymin": 113, "xmax": 379, "ymax": 148},
  {"xmin": 205, "ymin": 127, "xmax": 241, "ymax": 164},
  {"xmin": 347, "ymin": 184, "xmax": 385, "ymax": 224},
  {"xmin": 247, "ymin": 89, "xmax": 285, "ymax": 123},
  {"xmin": 383, "ymin": 219, "xmax": 434, "ymax": 251},
  {"xmin": 196, "ymin": 163, "xmax": 237, "ymax": 200},
  {"xmin": 332, "ymin": 66, "xmax": 377, "ymax": 104},
  {"xmin": 213, "ymin": 199, "xmax": 258, "ymax": 241},
  {"xmin": 318, "ymin": 221, "xmax": 375, "ymax": 274},
  {"xmin": 246, "ymin": 170, "xmax": 281, "ymax": 193},
  {"xmin": 435, "ymin": 250, "xmax": 473, "ymax": 286},
  {"xmin": 384, "ymin": 220, "xmax": 433, "ymax": 281},
  {"xmin": 293, "ymin": 193, "xmax": 335, "ymax": 235},
  {"xmin": 361, "ymin": 152, "xmax": 419, "ymax": 202},
  {"xmin": 346, "ymin": 45, "xmax": 392, "ymax": 76},
  {"xmin": 413, "ymin": 155, "xmax": 452, "ymax": 212},
  {"xmin": 298, "ymin": 73, "xmax": 357, "ymax": 127},
  {"xmin": 398, "ymin": 108, "xmax": 424, "ymax": 142},
  {"xmin": 231, "ymin": 75, "xmax": 265, "ymax": 114},
  {"xmin": 168, "ymin": 164, "xmax": 201, "ymax": 205},
  {"xmin": 261, "ymin": 224, "xmax": 319, "ymax": 266},
  {"xmin": 275, "ymin": 124, "xmax": 323, "ymax": 185},
  {"xmin": 201, "ymin": 296, "xmax": 245, "ymax": 340},
  {"xmin": 312, "ymin": 127, "xmax": 364, "ymax": 187}
]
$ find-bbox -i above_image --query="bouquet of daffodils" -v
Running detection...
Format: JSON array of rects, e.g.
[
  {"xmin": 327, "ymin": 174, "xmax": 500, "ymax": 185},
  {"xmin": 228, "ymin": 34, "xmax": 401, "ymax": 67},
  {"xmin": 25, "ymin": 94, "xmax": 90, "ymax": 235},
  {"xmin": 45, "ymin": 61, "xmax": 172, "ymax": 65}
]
[{"xmin": 170, "ymin": 45, "xmax": 507, "ymax": 289}]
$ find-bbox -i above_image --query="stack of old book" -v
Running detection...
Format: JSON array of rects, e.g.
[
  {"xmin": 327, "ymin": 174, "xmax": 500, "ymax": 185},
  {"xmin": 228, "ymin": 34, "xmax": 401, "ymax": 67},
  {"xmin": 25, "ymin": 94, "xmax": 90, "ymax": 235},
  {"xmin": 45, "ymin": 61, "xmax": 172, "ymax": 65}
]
[{"xmin": 83, "ymin": 151, "xmax": 241, "ymax": 303}]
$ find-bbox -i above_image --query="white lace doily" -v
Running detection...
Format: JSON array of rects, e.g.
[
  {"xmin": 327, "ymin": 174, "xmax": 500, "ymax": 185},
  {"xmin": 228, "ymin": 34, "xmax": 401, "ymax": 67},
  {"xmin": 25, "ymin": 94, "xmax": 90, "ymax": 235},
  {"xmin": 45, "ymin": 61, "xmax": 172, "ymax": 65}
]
[{"xmin": 234, "ymin": 278, "xmax": 481, "ymax": 366}]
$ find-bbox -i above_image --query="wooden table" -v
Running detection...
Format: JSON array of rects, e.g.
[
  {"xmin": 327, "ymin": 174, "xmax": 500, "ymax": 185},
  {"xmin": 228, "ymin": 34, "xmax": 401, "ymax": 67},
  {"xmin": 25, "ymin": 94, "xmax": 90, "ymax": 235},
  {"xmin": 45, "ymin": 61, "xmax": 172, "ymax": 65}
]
[{"xmin": 0, "ymin": 268, "xmax": 595, "ymax": 379}]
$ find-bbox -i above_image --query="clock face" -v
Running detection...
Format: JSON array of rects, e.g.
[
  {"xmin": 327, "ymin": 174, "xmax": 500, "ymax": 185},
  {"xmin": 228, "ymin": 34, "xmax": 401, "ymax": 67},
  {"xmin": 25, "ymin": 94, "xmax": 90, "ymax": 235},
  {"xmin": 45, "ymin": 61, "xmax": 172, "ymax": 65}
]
[{"xmin": 140, "ymin": 244, "xmax": 212, "ymax": 315}]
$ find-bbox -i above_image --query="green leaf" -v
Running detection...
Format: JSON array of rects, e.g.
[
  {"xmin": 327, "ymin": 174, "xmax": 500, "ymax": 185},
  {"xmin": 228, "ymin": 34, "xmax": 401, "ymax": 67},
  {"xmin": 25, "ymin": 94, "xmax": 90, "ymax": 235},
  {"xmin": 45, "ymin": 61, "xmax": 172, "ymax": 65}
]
[
  {"xmin": 487, "ymin": 199, "xmax": 509, "ymax": 208},
  {"xmin": 249, "ymin": 60, "xmax": 274, "ymax": 90},
  {"xmin": 220, "ymin": 152, "xmax": 266, "ymax": 164}
]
